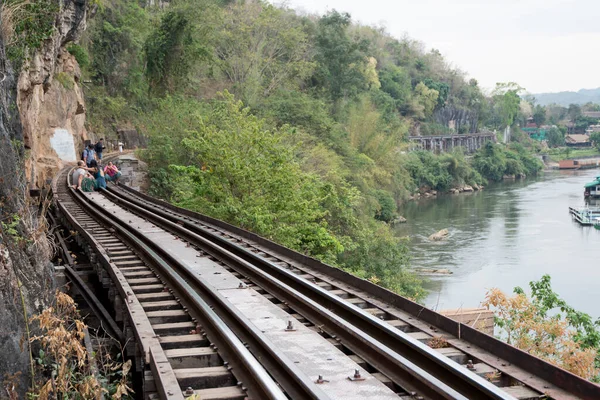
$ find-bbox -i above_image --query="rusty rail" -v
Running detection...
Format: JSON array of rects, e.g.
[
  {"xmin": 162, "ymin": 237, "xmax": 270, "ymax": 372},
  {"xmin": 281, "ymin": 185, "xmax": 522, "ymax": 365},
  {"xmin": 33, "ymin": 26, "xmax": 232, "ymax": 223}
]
[
  {"xmin": 58, "ymin": 168, "xmax": 326, "ymax": 400},
  {"xmin": 102, "ymin": 186, "xmax": 517, "ymax": 400},
  {"xmin": 110, "ymin": 182, "xmax": 600, "ymax": 400}
]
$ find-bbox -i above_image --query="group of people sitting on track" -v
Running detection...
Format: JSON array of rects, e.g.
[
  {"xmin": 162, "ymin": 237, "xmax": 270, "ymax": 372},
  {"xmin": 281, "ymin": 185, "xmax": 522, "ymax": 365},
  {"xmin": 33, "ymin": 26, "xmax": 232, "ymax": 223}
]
[{"xmin": 72, "ymin": 138, "xmax": 122, "ymax": 191}]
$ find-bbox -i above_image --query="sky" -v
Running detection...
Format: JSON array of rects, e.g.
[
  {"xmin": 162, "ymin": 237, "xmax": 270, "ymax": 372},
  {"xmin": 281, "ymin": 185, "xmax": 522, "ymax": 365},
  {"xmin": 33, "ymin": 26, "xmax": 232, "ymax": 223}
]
[{"xmin": 273, "ymin": 0, "xmax": 600, "ymax": 94}]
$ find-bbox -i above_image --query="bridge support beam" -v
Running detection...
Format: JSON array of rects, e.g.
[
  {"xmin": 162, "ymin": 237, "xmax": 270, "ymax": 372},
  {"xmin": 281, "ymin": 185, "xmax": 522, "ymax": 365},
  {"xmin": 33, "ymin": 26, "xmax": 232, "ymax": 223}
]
[{"xmin": 407, "ymin": 133, "xmax": 496, "ymax": 154}]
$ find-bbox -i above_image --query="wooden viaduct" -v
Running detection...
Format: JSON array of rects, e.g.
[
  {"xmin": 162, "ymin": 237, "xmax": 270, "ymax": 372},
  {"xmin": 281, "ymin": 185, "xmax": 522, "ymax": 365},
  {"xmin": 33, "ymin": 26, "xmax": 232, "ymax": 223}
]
[{"xmin": 408, "ymin": 132, "xmax": 497, "ymax": 153}]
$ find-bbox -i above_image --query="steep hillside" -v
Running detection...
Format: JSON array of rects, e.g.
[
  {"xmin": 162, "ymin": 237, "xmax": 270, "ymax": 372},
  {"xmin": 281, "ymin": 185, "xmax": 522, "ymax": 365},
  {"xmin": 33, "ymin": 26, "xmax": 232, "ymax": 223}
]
[{"xmin": 73, "ymin": 0, "xmax": 544, "ymax": 299}]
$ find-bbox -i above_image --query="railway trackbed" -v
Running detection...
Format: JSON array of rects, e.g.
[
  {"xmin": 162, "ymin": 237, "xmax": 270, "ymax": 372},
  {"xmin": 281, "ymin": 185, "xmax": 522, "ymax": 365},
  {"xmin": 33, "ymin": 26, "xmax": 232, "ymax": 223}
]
[{"xmin": 52, "ymin": 165, "xmax": 600, "ymax": 400}]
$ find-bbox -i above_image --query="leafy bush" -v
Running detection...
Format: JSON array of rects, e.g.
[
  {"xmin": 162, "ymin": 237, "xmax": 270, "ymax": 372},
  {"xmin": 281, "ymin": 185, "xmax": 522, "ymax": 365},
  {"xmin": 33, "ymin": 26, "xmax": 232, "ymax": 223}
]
[
  {"xmin": 260, "ymin": 90, "xmax": 335, "ymax": 139},
  {"xmin": 484, "ymin": 275, "xmax": 600, "ymax": 381},
  {"xmin": 27, "ymin": 291, "xmax": 133, "ymax": 398},
  {"xmin": 405, "ymin": 151, "xmax": 453, "ymax": 191},
  {"xmin": 472, "ymin": 142, "xmax": 543, "ymax": 181},
  {"xmin": 404, "ymin": 149, "xmax": 482, "ymax": 191},
  {"xmin": 418, "ymin": 122, "xmax": 453, "ymax": 136},
  {"xmin": 374, "ymin": 189, "xmax": 396, "ymax": 222},
  {"xmin": 67, "ymin": 44, "xmax": 89, "ymax": 68},
  {"xmin": 5, "ymin": 0, "xmax": 59, "ymax": 65},
  {"xmin": 55, "ymin": 72, "xmax": 75, "ymax": 90},
  {"xmin": 139, "ymin": 92, "xmax": 425, "ymax": 299}
]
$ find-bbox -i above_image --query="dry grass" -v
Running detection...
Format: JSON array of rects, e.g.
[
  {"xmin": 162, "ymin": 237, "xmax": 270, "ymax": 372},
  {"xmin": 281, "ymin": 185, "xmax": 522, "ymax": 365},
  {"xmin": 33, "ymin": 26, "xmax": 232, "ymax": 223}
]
[
  {"xmin": 427, "ymin": 335, "xmax": 450, "ymax": 349},
  {"xmin": 0, "ymin": 0, "xmax": 28, "ymax": 45},
  {"xmin": 27, "ymin": 291, "xmax": 133, "ymax": 399},
  {"xmin": 484, "ymin": 370, "xmax": 501, "ymax": 382}
]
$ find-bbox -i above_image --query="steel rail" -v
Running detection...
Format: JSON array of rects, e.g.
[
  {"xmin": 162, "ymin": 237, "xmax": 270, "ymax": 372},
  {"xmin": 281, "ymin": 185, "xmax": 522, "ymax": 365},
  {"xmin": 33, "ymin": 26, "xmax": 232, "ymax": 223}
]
[
  {"xmin": 70, "ymin": 186, "xmax": 329, "ymax": 400},
  {"xmin": 112, "ymin": 185, "xmax": 600, "ymax": 400},
  {"xmin": 62, "ymin": 169, "xmax": 292, "ymax": 400},
  {"xmin": 48, "ymin": 210, "xmax": 125, "ymax": 342},
  {"xmin": 103, "ymin": 186, "xmax": 514, "ymax": 400},
  {"xmin": 57, "ymin": 170, "xmax": 185, "ymax": 400}
]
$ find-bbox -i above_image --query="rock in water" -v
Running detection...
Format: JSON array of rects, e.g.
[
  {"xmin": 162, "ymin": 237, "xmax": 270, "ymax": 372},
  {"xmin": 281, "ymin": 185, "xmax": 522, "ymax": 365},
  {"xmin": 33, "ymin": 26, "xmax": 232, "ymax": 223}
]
[
  {"xmin": 390, "ymin": 216, "xmax": 407, "ymax": 224},
  {"xmin": 429, "ymin": 228, "xmax": 449, "ymax": 241}
]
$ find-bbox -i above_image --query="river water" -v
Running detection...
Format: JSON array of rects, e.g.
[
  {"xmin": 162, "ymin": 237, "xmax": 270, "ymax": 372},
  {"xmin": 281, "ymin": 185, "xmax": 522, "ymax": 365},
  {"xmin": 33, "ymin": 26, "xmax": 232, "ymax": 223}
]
[{"xmin": 395, "ymin": 168, "xmax": 600, "ymax": 318}]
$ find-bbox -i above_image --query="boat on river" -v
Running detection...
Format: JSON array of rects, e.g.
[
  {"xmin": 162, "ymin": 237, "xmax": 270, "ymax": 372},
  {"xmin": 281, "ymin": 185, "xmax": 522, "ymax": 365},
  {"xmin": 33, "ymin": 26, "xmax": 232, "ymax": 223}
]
[
  {"xmin": 584, "ymin": 175, "xmax": 600, "ymax": 198},
  {"xmin": 569, "ymin": 206, "xmax": 600, "ymax": 225}
]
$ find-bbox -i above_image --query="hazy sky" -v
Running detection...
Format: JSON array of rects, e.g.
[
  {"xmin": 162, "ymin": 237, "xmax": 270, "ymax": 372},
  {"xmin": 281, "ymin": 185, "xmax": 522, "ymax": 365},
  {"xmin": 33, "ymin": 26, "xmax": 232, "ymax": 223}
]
[{"xmin": 275, "ymin": 0, "xmax": 600, "ymax": 94}]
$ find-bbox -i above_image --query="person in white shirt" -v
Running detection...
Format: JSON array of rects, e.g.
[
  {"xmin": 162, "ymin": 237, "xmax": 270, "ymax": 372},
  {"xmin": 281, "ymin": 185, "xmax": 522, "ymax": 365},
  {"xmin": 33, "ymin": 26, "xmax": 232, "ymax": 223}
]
[{"xmin": 72, "ymin": 160, "xmax": 93, "ymax": 189}]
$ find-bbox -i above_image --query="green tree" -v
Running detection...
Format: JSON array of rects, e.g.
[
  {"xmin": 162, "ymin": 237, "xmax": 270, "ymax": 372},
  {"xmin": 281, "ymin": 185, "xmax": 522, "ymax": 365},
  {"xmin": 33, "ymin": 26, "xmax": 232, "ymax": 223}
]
[
  {"xmin": 143, "ymin": 92, "xmax": 344, "ymax": 259},
  {"xmin": 472, "ymin": 142, "xmax": 542, "ymax": 181},
  {"xmin": 472, "ymin": 142, "xmax": 507, "ymax": 181},
  {"xmin": 546, "ymin": 127, "xmax": 565, "ymax": 148},
  {"xmin": 378, "ymin": 65, "xmax": 412, "ymax": 113},
  {"xmin": 374, "ymin": 190, "xmax": 396, "ymax": 222},
  {"xmin": 423, "ymin": 78, "xmax": 449, "ymax": 109},
  {"xmin": 412, "ymin": 82, "xmax": 439, "ymax": 119},
  {"xmin": 590, "ymin": 132, "xmax": 600, "ymax": 151},
  {"xmin": 87, "ymin": 0, "xmax": 150, "ymax": 95},
  {"xmin": 212, "ymin": 2, "xmax": 314, "ymax": 106},
  {"xmin": 313, "ymin": 10, "xmax": 369, "ymax": 102},
  {"xmin": 144, "ymin": 4, "xmax": 213, "ymax": 94},
  {"xmin": 546, "ymin": 104, "xmax": 567, "ymax": 125},
  {"xmin": 568, "ymin": 103, "xmax": 582, "ymax": 123},
  {"xmin": 140, "ymin": 92, "xmax": 424, "ymax": 299},
  {"xmin": 405, "ymin": 151, "xmax": 454, "ymax": 191},
  {"xmin": 533, "ymin": 104, "xmax": 546, "ymax": 127},
  {"xmin": 492, "ymin": 82, "xmax": 523, "ymax": 128},
  {"xmin": 583, "ymin": 102, "xmax": 600, "ymax": 112}
]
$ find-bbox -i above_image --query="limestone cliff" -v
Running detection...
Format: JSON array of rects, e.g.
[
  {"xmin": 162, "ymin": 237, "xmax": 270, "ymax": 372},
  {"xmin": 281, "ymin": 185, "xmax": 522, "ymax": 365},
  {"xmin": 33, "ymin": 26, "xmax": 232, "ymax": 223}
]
[
  {"xmin": 0, "ymin": 0, "xmax": 89, "ymax": 395},
  {"xmin": 0, "ymin": 29, "xmax": 54, "ymax": 400},
  {"xmin": 17, "ymin": 0, "xmax": 89, "ymax": 188}
]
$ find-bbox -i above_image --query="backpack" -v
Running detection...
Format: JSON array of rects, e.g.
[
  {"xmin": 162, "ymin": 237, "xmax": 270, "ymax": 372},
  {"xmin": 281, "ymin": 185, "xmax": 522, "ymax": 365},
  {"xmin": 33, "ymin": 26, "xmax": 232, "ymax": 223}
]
[
  {"xmin": 95, "ymin": 142, "xmax": 103, "ymax": 153},
  {"xmin": 81, "ymin": 149, "xmax": 88, "ymax": 161}
]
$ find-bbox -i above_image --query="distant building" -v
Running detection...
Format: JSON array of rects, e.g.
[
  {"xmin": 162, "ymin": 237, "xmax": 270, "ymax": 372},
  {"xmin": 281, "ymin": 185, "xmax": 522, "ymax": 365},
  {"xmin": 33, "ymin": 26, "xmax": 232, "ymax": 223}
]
[
  {"xmin": 522, "ymin": 126, "xmax": 548, "ymax": 141},
  {"xmin": 524, "ymin": 116, "xmax": 537, "ymax": 128},
  {"xmin": 565, "ymin": 134, "xmax": 591, "ymax": 147},
  {"xmin": 586, "ymin": 124, "xmax": 600, "ymax": 134},
  {"xmin": 583, "ymin": 111, "xmax": 600, "ymax": 118}
]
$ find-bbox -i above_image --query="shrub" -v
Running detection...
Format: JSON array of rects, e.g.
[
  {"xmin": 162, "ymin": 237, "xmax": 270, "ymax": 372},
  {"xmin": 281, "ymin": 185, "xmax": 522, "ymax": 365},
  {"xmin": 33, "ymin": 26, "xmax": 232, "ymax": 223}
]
[
  {"xmin": 27, "ymin": 291, "xmax": 133, "ymax": 398},
  {"xmin": 483, "ymin": 275, "xmax": 600, "ymax": 381},
  {"xmin": 67, "ymin": 44, "xmax": 89, "ymax": 68},
  {"xmin": 55, "ymin": 72, "xmax": 75, "ymax": 90},
  {"xmin": 374, "ymin": 189, "xmax": 396, "ymax": 222}
]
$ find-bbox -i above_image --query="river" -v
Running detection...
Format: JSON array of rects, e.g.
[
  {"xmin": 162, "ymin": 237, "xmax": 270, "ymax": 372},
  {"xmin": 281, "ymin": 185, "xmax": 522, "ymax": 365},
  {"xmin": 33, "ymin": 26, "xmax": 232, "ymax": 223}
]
[{"xmin": 395, "ymin": 168, "xmax": 600, "ymax": 318}]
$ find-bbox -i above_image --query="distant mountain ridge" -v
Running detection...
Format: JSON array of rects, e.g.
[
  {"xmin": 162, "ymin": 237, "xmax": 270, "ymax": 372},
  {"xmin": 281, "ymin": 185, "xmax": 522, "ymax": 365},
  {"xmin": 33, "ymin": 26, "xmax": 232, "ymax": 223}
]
[{"xmin": 532, "ymin": 88, "xmax": 600, "ymax": 106}]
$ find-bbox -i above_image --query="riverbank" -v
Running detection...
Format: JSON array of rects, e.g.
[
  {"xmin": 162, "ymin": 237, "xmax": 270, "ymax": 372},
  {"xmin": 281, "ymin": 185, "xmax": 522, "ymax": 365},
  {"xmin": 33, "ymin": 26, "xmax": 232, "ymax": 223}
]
[
  {"xmin": 545, "ymin": 147, "xmax": 600, "ymax": 163},
  {"xmin": 395, "ymin": 168, "xmax": 600, "ymax": 319}
]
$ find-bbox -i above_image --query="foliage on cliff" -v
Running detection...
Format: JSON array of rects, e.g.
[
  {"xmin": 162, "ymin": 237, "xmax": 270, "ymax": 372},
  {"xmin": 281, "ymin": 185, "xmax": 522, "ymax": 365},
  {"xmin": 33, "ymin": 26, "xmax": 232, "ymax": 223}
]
[
  {"xmin": 141, "ymin": 93, "xmax": 423, "ymax": 297},
  {"xmin": 483, "ymin": 275, "xmax": 600, "ymax": 381}
]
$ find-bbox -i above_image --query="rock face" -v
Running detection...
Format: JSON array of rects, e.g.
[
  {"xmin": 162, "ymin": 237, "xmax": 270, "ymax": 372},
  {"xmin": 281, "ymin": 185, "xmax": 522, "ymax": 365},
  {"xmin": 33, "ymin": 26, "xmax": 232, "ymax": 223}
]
[
  {"xmin": 415, "ymin": 268, "xmax": 452, "ymax": 275},
  {"xmin": 429, "ymin": 228, "xmax": 449, "ymax": 241},
  {"xmin": 390, "ymin": 215, "xmax": 407, "ymax": 224},
  {"xmin": 0, "ymin": 0, "xmax": 88, "ymax": 393},
  {"xmin": 0, "ymin": 31, "xmax": 54, "ymax": 396},
  {"xmin": 115, "ymin": 153, "xmax": 150, "ymax": 192},
  {"xmin": 17, "ymin": 0, "xmax": 89, "ymax": 188}
]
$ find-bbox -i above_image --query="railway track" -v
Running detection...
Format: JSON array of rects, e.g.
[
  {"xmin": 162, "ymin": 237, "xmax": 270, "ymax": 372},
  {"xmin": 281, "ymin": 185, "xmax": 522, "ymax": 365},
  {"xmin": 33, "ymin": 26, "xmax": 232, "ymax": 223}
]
[
  {"xmin": 53, "ymin": 163, "xmax": 600, "ymax": 400},
  {"xmin": 54, "ymin": 167, "xmax": 324, "ymax": 400}
]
